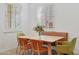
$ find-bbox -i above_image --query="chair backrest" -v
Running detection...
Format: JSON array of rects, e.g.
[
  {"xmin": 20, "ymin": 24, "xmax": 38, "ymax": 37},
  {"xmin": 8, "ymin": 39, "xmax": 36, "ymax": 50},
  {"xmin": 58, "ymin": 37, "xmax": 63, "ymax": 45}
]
[
  {"xmin": 71, "ymin": 37, "xmax": 77, "ymax": 50},
  {"xmin": 17, "ymin": 32, "xmax": 25, "ymax": 37},
  {"xmin": 41, "ymin": 31, "xmax": 68, "ymax": 41},
  {"xmin": 17, "ymin": 32, "xmax": 26, "ymax": 46},
  {"xmin": 18, "ymin": 38, "xmax": 28, "ymax": 46},
  {"xmin": 31, "ymin": 40, "xmax": 43, "ymax": 53},
  {"xmin": 17, "ymin": 32, "xmax": 25, "ymax": 41}
]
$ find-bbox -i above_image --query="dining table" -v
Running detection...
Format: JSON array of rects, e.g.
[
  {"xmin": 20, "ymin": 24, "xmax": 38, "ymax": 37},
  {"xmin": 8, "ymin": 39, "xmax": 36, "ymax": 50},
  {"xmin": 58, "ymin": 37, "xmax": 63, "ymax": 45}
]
[{"xmin": 19, "ymin": 34, "xmax": 64, "ymax": 55}]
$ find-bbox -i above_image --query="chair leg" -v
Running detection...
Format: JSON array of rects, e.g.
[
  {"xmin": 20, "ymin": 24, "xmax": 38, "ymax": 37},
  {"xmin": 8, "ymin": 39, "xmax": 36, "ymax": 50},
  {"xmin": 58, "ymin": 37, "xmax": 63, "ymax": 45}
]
[
  {"xmin": 16, "ymin": 47, "xmax": 18, "ymax": 54},
  {"xmin": 32, "ymin": 50, "xmax": 34, "ymax": 55},
  {"xmin": 29, "ymin": 49, "xmax": 32, "ymax": 55},
  {"xmin": 24, "ymin": 49, "xmax": 29, "ymax": 55},
  {"xmin": 27, "ymin": 49, "xmax": 30, "ymax": 55},
  {"xmin": 22, "ymin": 48, "xmax": 29, "ymax": 55},
  {"xmin": 23, "ymin": 50, "xmax": 26, "ymax": 55},
  {"xmin": 16, "ymin": 47, "xmax": 21, "ymax": 55},
  {"xmin": 72, "ymin": 52, "xmax": 74, "ymax": 55},
  {"xmin": 68, "ymin": 52, "xmax": 74, "ymax": 55},
  {"xmin": 57, "ymin": 52, "xmax": 61, "ymax": 55},
  {"xmin": 37, "ymin": 51, "xmax": 40, "ymax": 55},
  {"xmin": 16, "ymin": 47, "xmax": 20, "ymax": 54}
]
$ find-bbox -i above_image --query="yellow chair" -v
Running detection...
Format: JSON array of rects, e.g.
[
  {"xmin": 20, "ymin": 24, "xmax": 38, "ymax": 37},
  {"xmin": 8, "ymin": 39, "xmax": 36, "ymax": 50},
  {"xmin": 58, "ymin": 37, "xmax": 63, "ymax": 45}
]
[{"xmin": 56, "ymin": 37, "xmax": 77, "ymax": 55}]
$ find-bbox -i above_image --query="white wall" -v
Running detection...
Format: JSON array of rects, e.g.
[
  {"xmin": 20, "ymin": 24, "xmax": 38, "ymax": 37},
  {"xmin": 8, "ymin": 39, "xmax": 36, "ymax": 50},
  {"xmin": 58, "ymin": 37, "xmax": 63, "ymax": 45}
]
[
  {"xmin": 21, "ymin": 3, "xmax": 30, "ymax": 35},
  {"xmin": 0, "ymin": 3, "xmax": 29, "ymax": 52},
  {"xmin": 0, "ymin": 3, "xmax": 79, "ymax": 54},
  {"xmin": 0, "ymin": 4, "xmax": 17, "ymax": 52}
]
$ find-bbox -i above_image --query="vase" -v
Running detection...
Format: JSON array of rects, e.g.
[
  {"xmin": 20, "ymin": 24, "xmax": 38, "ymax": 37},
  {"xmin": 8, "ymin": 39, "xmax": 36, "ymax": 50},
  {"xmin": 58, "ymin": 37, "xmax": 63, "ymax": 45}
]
[{"xmin": 38, "ymin": 32, "xmax": 41, "ymax": 39}]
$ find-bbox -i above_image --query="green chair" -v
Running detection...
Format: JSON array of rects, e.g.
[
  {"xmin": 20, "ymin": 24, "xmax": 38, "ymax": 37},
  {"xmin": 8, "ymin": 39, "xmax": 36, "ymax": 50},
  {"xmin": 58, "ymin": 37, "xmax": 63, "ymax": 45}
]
[{"xmin": 56, "ymin": 37, "xmax": 77, "ymax": 55}]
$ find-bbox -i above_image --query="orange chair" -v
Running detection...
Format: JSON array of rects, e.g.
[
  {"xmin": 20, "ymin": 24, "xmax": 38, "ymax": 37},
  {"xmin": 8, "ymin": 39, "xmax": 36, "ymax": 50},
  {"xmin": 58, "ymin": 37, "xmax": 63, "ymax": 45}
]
[
  {"xmin": 17, "ymin": 38, "xmax": 32, "ymax": 55},
  {"xmin": 16, "ymin": 32, "xmax": 32, "ymax": 55},
  {"xmin": 31, "ymin": 40, "xmax": 48, "ymax": 55}
]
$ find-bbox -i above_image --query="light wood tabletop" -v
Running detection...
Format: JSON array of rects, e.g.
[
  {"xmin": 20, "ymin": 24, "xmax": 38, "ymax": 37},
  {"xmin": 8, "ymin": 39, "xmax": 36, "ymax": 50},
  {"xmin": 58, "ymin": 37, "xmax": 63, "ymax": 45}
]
[{"xmin": 19, "ymin": 35, "xmax": 64, "ymax": 42}]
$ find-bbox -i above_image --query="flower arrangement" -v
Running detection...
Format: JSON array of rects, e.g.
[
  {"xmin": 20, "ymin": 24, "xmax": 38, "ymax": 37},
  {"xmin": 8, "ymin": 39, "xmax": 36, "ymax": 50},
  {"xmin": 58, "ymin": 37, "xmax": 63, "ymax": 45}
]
[{"xmin": 34, "ymin": 25, "xmax": 44, "ymax": 36}]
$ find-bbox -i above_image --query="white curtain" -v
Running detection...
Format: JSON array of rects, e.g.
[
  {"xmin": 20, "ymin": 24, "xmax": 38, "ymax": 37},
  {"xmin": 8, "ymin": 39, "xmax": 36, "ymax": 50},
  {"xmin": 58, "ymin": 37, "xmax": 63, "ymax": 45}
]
[{"xmin": 37, "ymin": 4, "xmax": 53, "ymax": 28}]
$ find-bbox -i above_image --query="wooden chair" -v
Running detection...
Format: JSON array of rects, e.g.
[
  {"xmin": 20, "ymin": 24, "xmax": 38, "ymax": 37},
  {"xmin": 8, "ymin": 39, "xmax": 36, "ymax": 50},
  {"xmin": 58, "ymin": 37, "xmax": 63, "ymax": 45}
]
[
  {"xmin": 56, "ymin": 37, "xmax": 77, "ymax": 55},
  {"xmin": 17, "ymin": 38, "xmax": 32, "ymax": 55},
  {"xmin": 31, "ymin": 40, "xmax": 48, "ymax": 55},
  {"xmin": 16, "ymin": 32, "xmax": 32, "ymax": 55}
]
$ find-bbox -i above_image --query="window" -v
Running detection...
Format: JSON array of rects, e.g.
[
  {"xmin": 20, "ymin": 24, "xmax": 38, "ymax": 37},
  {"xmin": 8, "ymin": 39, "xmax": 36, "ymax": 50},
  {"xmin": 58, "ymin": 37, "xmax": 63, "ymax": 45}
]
[
  {"xmin": 37, "ymin": 4, "xmax": 54, "ymax": 29},
  {"xmin": 4, "ymin": 3, "xmax": 21, "ymax": 32}
]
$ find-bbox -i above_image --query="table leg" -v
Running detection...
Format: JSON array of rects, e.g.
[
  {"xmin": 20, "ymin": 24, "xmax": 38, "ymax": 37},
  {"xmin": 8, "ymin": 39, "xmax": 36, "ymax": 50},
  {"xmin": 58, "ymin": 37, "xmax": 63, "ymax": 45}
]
[{"xmin": 48, "ymin": 42, "xmax": 52, "ymax": 55}]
